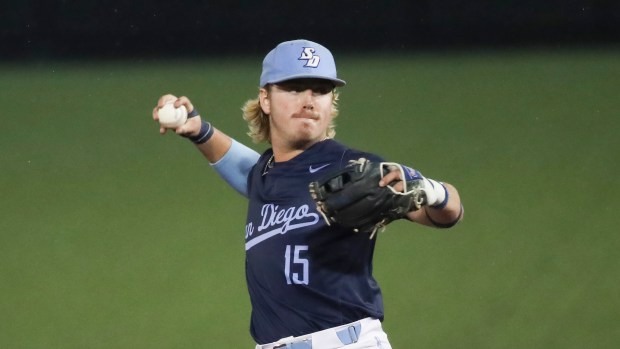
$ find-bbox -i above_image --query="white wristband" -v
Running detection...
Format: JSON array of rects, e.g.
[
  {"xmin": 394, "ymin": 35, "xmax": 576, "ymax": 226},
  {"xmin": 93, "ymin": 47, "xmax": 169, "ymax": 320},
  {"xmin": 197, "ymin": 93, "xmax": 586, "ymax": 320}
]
[{"xmin": 423, "ymin": 178, "xmax": 448, "ymax": 208}]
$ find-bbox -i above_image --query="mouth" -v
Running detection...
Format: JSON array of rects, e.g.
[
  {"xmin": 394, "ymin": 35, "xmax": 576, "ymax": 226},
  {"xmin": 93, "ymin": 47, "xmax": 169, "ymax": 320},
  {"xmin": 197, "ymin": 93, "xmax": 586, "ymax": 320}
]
[{"xmin": 293, "ymin": 112, "xmax": 320, "ymax": 120}]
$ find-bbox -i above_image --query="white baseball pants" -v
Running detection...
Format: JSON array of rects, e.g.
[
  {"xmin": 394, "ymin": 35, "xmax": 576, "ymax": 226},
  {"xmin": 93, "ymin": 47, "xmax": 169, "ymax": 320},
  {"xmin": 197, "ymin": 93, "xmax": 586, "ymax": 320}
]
[{"xmin": 255, "ymin": 317, "xmax": 393, "ymax": 349}]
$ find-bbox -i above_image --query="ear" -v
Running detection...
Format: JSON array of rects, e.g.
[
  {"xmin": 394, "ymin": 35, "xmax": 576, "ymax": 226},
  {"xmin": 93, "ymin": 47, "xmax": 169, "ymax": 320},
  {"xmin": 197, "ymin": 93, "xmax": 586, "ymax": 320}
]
[{"xmin": 259, "ymin": 88, "xmax": 270, "ymax": 114}]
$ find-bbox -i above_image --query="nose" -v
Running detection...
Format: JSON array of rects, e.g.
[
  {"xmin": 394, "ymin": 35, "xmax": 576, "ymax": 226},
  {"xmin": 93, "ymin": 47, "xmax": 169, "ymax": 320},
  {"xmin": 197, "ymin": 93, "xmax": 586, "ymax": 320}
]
[{"xmin": 301, "ymin": 89, "xmax": 314, "ymax": 110}]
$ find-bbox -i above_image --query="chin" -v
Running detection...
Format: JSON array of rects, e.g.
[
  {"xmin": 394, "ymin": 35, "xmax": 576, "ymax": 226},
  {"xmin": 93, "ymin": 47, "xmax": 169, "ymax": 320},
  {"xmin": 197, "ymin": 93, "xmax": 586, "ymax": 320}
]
[{"xmin": 289, "ymin": 132, "xmax": 324, "ymax": 149}]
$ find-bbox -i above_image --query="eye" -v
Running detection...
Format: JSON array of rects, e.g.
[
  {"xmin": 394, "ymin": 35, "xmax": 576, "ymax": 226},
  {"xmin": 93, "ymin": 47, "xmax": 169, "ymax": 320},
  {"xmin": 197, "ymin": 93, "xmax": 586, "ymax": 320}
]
[
  {"xmin": 312, "ymin": 85, "xmax": 333, "ymax": 95},
  {"xmin": 275, "ymin": 80, "xmax": 334, "ymax": 95},
  {"xmin": 278, "ymin": 84, "xmax": 304, "ymax": 93}
]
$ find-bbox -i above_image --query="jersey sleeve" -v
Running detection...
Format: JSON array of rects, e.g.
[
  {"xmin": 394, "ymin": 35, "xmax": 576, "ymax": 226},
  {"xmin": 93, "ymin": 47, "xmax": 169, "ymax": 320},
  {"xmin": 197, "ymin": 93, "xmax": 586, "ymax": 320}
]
[{"xmin": 210, "ymin": 139, "xmax": 261, "ymax": 197}]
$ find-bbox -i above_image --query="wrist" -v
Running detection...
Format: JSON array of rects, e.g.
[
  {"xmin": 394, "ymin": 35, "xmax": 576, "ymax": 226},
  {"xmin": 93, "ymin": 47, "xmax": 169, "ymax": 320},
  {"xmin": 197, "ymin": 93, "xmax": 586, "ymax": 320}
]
[
  {"xmin": 388, "ymin": 163, "xmax": 448, "ymax": 209},
  {"xmin": 187, "ymin": 108, "xmax": 200, "ymax": 119},
  {"xmin": 186, "ymin": 120, "xmax": 214, "ymax": 144},
  {"xmin": 424, "ymin": 178, "xmax": 449, "ymax": 208}
]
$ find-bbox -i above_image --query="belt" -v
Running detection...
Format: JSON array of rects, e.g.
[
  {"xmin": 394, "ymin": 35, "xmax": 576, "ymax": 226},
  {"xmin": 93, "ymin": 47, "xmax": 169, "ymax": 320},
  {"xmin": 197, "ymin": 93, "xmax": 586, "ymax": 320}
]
[
  {"xmin": 267, "ymin": 321, "xmax": 362, "ymax": 349},
  {"xmin": 272, "ymin": 341, "xmax": 311, "ymax": 349}
]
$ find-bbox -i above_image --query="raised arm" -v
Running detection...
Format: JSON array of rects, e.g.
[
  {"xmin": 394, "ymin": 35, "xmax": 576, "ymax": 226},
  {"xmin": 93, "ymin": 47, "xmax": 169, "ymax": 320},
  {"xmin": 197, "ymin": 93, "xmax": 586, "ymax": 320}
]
[{"xmin": 152, "ymin": 94, "xmax": 260, "ymax": 196}]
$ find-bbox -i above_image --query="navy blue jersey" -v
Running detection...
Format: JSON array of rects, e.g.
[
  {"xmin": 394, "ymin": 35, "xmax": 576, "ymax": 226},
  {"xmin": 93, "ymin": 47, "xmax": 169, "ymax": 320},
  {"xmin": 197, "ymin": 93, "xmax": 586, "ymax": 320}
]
[{"xmin": 244, "ymin": 139, "xmax": 385, "ymax": 344}]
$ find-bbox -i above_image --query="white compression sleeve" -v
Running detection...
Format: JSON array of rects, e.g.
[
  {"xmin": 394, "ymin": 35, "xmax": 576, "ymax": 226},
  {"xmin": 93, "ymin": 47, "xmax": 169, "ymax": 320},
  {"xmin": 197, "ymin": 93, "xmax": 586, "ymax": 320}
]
[{"xmin": 210, "ymin": 139, "xmax": 260, "ymax": 197}]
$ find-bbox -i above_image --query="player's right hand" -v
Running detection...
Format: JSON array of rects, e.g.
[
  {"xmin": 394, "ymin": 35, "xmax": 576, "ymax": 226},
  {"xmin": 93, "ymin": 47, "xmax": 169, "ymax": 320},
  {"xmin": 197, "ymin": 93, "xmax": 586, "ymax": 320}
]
[{"xmin": 152, "ymin": 94, "xmax": 202, "ymax": 137}]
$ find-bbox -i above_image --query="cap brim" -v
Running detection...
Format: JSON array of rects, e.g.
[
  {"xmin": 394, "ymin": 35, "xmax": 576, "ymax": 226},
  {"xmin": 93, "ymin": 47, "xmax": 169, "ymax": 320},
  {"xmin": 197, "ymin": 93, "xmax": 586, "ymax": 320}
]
[{"xmin": 265, "ymin": 74, "xmax": 346, "ymax": 87}]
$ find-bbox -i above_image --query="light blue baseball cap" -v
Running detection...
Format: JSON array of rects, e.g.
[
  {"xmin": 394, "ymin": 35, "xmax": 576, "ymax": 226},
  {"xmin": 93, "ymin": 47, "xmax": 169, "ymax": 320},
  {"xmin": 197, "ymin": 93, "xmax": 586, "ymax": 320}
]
[{"xmin": 259, "ymin": 39, "xmax": 346, "ymax": 87}]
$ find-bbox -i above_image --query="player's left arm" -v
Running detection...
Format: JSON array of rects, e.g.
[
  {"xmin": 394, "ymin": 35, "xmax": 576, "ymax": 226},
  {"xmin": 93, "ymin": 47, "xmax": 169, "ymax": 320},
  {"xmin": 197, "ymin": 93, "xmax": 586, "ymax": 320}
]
[
  {"xmin": 407, "ymin": 182, "xmax": 463, "ymax": 228},
  {"xmin": 379, "ymin": 170, "xmax": 464, "ymax": 228}
]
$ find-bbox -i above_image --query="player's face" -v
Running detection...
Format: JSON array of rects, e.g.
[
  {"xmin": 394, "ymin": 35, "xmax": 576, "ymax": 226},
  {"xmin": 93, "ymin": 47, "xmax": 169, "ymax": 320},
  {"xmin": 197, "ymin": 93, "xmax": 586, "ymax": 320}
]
[{"xmin": 261, "ymin": 78, "xmax": 335, "ymax": 150}]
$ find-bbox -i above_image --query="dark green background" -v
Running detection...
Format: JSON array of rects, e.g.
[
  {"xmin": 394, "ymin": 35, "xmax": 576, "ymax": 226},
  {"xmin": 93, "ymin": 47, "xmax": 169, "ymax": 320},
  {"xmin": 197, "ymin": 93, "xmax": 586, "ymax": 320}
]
[
  {"xmin": 5, "ymin": 1, "xmax": 619, "ymax": 60},
  {"xmin": 1, "ymin": 48, "xmax": 618, "ymax": 348}
]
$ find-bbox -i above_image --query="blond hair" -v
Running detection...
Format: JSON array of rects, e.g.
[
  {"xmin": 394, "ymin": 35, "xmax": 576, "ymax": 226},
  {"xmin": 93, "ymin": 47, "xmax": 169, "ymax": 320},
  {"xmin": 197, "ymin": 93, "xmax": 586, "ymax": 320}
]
[{"xmin": 242, "ymin": 86, "xmax": 340, "ymax": 144}]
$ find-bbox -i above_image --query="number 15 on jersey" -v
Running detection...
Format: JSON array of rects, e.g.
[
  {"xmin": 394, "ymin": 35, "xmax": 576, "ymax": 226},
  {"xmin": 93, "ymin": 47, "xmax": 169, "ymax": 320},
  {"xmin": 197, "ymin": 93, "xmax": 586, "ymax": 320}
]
[{"xmin": 284, "ymin": 245, "xmax": 309, "ymax": 285}]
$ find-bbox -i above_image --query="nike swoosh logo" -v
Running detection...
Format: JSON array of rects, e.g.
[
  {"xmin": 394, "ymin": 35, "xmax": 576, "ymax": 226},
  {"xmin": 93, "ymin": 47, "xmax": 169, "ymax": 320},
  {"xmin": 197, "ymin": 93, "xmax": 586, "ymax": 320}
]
[{"xmin": 309, "ymin": 164, "xmax": 330, "ymax": 173}]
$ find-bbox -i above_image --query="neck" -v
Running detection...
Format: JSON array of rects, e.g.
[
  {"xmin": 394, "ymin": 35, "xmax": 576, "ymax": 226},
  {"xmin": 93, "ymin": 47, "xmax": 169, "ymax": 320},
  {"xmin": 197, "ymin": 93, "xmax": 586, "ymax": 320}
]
[
  {"xmin": 272, "ymin": 146, "xmax": 305, "ymax": 163},
  {"xmin": 272, "ymin": 138, "xmax": 327, "ymax": 162}
]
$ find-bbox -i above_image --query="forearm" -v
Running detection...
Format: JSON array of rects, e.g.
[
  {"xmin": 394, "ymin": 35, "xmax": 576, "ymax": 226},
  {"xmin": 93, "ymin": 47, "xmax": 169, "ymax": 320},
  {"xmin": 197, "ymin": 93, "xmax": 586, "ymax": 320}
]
[
  {"xmin": 188, "ymin": 123, "xmax": 260, "ymax": 197},
  {"xmin": 407, "ymin": 182, "xmax": 464, "ymax": 228},
  {"xmin": 194, "ymin": 128, "xmax": 233, "ymax": 163}
]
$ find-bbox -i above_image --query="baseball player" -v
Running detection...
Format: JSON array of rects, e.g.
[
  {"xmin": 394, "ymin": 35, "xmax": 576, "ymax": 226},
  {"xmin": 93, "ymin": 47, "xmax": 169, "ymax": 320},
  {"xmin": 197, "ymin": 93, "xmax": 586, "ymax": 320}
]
[{"xmin": 152, "ymin": 39, "xmax": 463, "ymax": 348}]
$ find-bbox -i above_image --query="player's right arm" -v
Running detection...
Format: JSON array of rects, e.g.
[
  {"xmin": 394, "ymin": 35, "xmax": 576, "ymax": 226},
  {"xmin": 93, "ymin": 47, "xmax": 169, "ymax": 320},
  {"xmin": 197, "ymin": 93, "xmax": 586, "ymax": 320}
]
[
  {"xmin": 153, "ymin": 94, "xmax": 259, "ymax": 197},
  {"xmin": 153, "ymin": 94, "xmax": 230, "ymax": 163}
]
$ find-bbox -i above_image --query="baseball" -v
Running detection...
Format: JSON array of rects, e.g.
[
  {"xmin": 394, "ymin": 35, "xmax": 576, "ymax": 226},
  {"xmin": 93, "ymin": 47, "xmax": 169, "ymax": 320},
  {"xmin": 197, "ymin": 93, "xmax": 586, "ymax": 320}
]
[{"xmin": 158, "ymin": 103, "xmax": 188, "ymax": 128}]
